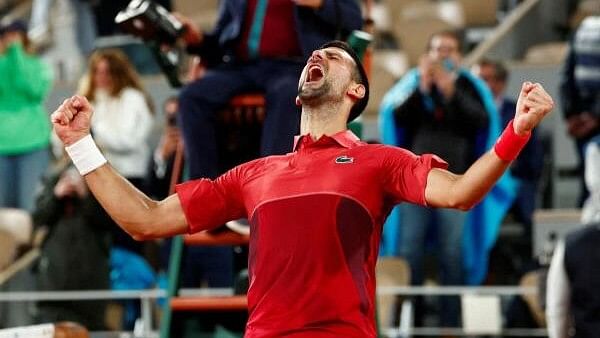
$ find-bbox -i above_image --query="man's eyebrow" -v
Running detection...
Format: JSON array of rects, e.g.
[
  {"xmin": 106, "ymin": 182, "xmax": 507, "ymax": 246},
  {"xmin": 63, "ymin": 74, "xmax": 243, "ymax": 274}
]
[
  {"xmin": 324, "ymin": 49, "xmax": 357, "ymax": 66},
  {"xmin": 323, "ymin": 49, "xmax": 344, "ymax": 58}
]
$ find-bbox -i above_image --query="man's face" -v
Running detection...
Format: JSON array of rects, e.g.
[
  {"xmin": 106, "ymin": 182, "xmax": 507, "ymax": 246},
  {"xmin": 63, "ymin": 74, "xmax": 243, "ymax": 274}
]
[
  {"xmin": 93, "ymin": 58, "xmax": 113, "ymax": 91},
  {"xmin": 297, "ymin": 47, "xmax": 356, "ymax": 106},
  {"xmin": 473, "ymin": 63, "xmax": 505, "ymax": 98},
  {"xmin": 428, "ymin": 35, "xmax": 461, "ymax": 66}
]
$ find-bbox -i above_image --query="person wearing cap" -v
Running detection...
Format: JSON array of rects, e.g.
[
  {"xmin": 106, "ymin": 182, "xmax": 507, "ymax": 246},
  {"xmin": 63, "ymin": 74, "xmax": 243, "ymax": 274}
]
[
  {"xmin": 0, "ymin": 19, "xmax": 53, "ymax": 211},
  {"xmin": 51, "ymin": 41, "xmax": 554, "ymax": 337}
]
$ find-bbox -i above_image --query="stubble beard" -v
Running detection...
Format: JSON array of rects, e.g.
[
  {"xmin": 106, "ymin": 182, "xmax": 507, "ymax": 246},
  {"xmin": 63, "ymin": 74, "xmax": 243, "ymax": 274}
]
[{"xmin": 298, "ymin": 81, "xmax": 332, "ymax": 107}]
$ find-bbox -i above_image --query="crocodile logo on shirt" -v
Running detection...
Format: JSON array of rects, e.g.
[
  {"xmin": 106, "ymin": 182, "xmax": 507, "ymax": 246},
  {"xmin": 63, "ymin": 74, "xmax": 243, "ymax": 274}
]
[{"xmin": 335, "ymin": 156, "xmax": 354, "ymax": 164}]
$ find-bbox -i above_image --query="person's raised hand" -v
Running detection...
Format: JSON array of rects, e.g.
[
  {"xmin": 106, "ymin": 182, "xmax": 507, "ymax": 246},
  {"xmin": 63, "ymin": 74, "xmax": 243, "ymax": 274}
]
[
  {"xmin": 159, "ymin": 127, "xmax": 181, "ymax": 160},
  {"xmin": 418, "ymin": 55, "xmax": 435, "ymax": 94},
  {"xmin": 173, "ymin": 12, "xmax": 203, "ymax": 46},
  {"xmin": 514, "ymin": 82, "xmax": 554, "ymax": 136},
  {"xmin": 51, "ymin": 95, "xmax": 93, "ymax": 146},
  {"xmin": 432, "ymin": 65, "xmax": 456, "ymax": 99}
]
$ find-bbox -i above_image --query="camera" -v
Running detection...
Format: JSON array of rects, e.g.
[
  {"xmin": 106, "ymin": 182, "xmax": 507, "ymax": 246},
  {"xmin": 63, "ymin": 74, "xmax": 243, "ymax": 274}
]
[{"xmin": 115, "ymin": 0, "xmax": 185, "ymax": 87}]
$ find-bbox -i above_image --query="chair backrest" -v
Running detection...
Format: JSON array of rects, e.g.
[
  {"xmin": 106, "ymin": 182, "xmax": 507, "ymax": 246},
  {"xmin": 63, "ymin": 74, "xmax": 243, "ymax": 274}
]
[
  {"xmin": 520, "ymin": 269, "xmax": 547, "ymax": 327},
  {"xmin": 393, "ymin": 17, "xmax": 456, "ymax": 66},
  {"xmin": 365, "ymin": 50, "xmax": 408, "ymax": 116},
  {"xmin": 381, "ymin": 0, "xmax": 429, "ymax": 20},
  {"xmin": 457, "ymin": 0, "xmax": 499, "ymax": 27},
  {"xmin": 0, "ymin": 208, "xmax": 32, "ymax": 246},
  {"xmin": 0, "ymin": 229, "xmax": 17, "ymax": 271},
  {"xmin": 172, "ymin": 0, "xmax": 220, "ymax": 30},
  {"xmin": 376, "ymin": 257, "xmax": 411, "ymax": 327},
  {"xmin": 523, "ymin": 42, "xmax": 568, "ymax": 65}
]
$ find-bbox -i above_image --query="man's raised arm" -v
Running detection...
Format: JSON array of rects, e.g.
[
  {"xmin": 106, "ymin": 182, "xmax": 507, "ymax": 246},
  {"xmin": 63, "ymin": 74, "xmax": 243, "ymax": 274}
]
[
  {"xmin": 52, "ymin": 96, "xmax": 188, "ymax": 240},
  {"xmin": 425, "ymin": 82, "xmax": 554, "ymax": 209}
]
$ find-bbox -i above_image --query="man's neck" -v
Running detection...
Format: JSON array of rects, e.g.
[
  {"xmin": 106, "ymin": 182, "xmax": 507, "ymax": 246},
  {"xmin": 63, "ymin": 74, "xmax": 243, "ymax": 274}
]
[{"xmin": 299, "ymin": 104, "xmax": 349, "ymax": 140}]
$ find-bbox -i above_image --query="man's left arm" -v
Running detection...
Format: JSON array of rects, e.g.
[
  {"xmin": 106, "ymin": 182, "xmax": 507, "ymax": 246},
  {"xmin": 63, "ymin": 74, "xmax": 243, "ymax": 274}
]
[{"xmin": 425, "ymin": 82, "xmax": 554, "ymax": 209}]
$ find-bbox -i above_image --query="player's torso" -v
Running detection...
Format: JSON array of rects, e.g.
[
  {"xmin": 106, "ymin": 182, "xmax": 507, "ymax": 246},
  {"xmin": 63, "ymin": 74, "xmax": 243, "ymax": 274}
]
[{"xmin": 239, "ymin": 143, "xmax": 385, "ymax": 338}]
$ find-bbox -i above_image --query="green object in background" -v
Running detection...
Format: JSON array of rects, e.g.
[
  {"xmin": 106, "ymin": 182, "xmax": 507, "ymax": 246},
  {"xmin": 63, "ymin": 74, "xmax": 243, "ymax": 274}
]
[
  {"xmin": 346, "ymin": 30, "xmax": 373, "ymax": 61},
  {"xmin": 247, "ymin": 0, "xmax": 269, "ymax": 59},
  {"xmin": 348, "ymin": 116, "xmax": 363, "ymax": 138},
  {"xmin": 159, "ymin": 235, "xmax": 184, "ymax": 338}
]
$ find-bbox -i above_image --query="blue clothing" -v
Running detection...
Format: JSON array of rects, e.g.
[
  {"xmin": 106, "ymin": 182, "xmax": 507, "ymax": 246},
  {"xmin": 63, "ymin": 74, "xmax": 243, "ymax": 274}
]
[
  {"xmin": 561, "ymin": 16, "xmax": 600, "ymax": 121},
  {"xmin": 400, "ymin": 204, "xmax": 465, "ymax": 326},
  {"xmin": 563, "ymin": 224, "xmax": 600, "ymax": 338},
  {"xmin": 0, "ymin": 148, "xmax": 49, "ymax": 211},
  {"xmin": 180, "ymin": 59, "xmax": 305, "ymax": 179},
  {"xmin": 560, "ymin": 16, "xmax": 600, "ymax": 204},
  {"xmin": 180, "ymin": 0, "xmax": 363, "ymax": 180},
  {"xmin": 379, "ymin": 68, "xmax": 518, "ymax": 284},
  {"xmin": 189, "ymin": 0, "xmax": 363, "ymax": 65}
]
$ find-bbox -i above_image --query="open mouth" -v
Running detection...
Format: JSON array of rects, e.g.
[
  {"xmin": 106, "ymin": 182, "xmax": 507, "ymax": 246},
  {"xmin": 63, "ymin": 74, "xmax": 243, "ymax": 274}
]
[{"xmin": 306, "ymin": 65, "xmax": 324, "ymax": 84}]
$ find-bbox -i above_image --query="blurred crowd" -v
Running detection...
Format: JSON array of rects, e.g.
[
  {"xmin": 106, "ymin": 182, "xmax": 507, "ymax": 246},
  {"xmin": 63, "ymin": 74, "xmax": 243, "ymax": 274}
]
[{"xmin": 0, "ymin": 0, "xmax": 599, "ymax": 336}]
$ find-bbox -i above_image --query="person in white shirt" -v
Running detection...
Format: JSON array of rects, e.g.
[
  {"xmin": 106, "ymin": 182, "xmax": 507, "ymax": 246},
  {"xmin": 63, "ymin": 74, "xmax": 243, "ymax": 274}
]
[
  {"xmin": 546, "ymin": 136, "xmax": 600, "ymax": 338},
  {"xmin": 77, "ymin": 48, "xmax": 154, "ymax": 254},
  {"xmin": 78, "ymin": 49, "xmax": 154, "ymax": 188}
]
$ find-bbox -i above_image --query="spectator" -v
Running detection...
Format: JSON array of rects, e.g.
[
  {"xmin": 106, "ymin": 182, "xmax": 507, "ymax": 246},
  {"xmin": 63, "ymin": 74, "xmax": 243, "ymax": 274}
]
[
  {"xmin": 0, "ymin": 19, "xmax": 54, "ymax": 212},
  {"xmin": 33, "ymin": 161, "xmax": 111, "ymax": 330},
  {"xmin": 560, "ymin": 16, "xmax": 600, "ymax": 205},
  {"xmin": 176, "ymin": 0, "xmax": 363, "ymax": 181},
  {"xmin": 50, "ymin": 41, "xmax": 554, "ymax": 337},
  {"xmin": 145, "ymin": 96, "xmax": 181, "ymax": 200},
  {"xmin": 28, "ymin": 0, "xmax": 97, "ymax": 55},
  {"xmin": 145, "ymin": 96, "xmax": 239, "ymax": 336},
  {"xmin": 473, "ymin": 58, "xmax": 544, "ymax": 243},
  {"xmin": 78, "ymin": 48, "xmax": 154, "ymax": 254},
  {"xmin": 379, "ymin": 30, "xmax": 514, "ymax": 327},
  {"xmin": 546, "ymin": 135, "xmax": 600, "ymax": 338}
]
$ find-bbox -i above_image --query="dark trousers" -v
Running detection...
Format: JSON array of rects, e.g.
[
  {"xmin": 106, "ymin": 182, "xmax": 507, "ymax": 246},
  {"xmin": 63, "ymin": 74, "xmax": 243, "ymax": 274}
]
[{"xmin": 179, "ymin": 59, "xmax": 304, "ymax": 180}]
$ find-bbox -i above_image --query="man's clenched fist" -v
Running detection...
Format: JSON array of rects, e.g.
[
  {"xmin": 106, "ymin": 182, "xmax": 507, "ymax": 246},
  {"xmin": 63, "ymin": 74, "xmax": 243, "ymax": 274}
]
[
  {"xmin": 514, "ymin": 82, "xmax": 554, "ymax": 136},
  {"xmin": 51, "ymin": 95, "xmax": 94, "ymax": 146}
]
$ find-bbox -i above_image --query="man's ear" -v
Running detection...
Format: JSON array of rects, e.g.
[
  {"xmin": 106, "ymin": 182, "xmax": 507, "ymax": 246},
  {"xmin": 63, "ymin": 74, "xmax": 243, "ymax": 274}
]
[
  {"xmin": 295, "ymin": 96, "xmax": 302, "ymax": 106},
  {"xmin": 347, "ymin": 83, "xmax": 365, "ymax": 101}
]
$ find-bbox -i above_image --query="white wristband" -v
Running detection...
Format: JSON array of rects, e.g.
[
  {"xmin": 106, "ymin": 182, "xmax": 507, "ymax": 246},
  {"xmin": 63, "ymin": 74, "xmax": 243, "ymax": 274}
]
[{"xmin": 65, "ymin": 134, "xmax": 107, "ymax": 175}]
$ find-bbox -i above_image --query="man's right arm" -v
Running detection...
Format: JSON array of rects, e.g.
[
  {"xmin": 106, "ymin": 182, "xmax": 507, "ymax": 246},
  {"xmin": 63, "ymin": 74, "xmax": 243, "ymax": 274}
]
[
  {"xmin": 84, "ymin": 164, "xmax": 188, "ymax": 240},
  {"xmin": 51, "ymin": 96, "xmax": 188, "ymax": 241}
]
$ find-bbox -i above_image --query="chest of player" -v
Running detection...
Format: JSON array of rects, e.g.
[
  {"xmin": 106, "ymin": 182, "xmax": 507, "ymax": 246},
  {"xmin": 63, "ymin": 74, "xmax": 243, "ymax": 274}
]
[{"xmin": 241, "ymin": 147, "xmax": 387, "ymax": 220}]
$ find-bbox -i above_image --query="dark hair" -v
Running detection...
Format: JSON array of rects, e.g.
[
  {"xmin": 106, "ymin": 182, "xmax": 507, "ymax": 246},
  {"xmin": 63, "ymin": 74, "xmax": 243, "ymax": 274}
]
[
  {"xmin": 478, "ymin": 58, "xmax": 509, "ymax": 82},
  {"xmin": 0, "ymin": 19, "xmax": 27, "ymax": 35},
  {"xmin": 426, "ymin": 30, "xmax": 463, "ymax": 53},
  {"xmin": 319, "ymin": 40, "xmax": 369, "ymax": 122},
  {"xmin": 0, "ymin": 19, "xmax": 32, "ymax": 52}
]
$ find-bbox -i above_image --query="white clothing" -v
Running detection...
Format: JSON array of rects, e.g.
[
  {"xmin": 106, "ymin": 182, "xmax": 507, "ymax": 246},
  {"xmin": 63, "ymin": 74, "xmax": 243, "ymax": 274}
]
[
  {"xmin": 545, "ymin": 241, "xmax": 571, "ymax": 338},
  {"xmin": 91, "ymin": 87, "xmax": 153, "ymax": 178},
  {"xmin": 582, "ymin": 142, "xmax": 600, "ymax": 224}
]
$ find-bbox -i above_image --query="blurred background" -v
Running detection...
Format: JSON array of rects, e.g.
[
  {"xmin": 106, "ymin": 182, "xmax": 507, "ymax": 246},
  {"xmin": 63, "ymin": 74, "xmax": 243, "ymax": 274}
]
[{"xmin": 0, "ymin": 0, "xmax": 598, "ymax": 337}]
